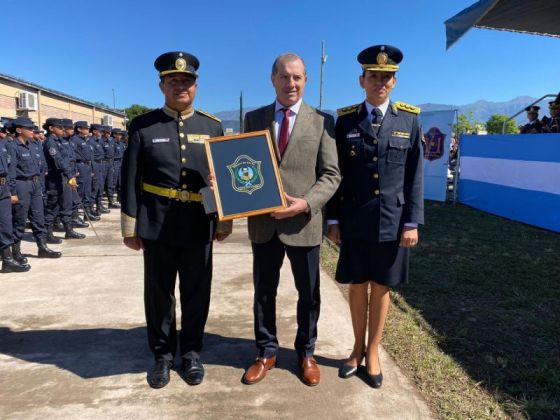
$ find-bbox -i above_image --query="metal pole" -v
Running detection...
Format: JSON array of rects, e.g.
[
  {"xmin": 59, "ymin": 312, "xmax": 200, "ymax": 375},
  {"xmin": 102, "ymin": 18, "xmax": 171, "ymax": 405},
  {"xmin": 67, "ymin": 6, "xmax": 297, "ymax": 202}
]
[
  {"xmin": 239, "ymin": 91, "xmax": 244, "ymax": 134},
  {"xmin": 319, "ymin": 41, "xmax": 327, "ymax": 111}
]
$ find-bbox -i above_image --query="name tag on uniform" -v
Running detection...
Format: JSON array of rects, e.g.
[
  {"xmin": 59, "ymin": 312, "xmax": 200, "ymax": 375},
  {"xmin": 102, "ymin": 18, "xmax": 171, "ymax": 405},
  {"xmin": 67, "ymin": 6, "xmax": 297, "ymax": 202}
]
[
  {"xmin": 152, "ymin": 138, "xmax": 170, "ymax": 143},
  {"xmin": 188, "ymin": 134, "xmax": 210, "ymax": 144},
  {"xmin": 391, "ymin": 131, "xmax": 410, "ymax": 139},
  {"xmin": 346, "ymin": 132, "xmax": 361, "ymax": 138}
]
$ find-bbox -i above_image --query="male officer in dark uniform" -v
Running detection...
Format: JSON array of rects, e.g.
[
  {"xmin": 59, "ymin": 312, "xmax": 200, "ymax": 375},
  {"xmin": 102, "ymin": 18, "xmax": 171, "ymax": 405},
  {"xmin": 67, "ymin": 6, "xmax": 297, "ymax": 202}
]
[
  {"xmin": 111, "ymin": 128, "xmax": 125, "ymax": 204},
  {"xmin": 542, "ymin": 94, "xmax": 560, "ymax": 133},
  {"xmin": 101, "ymin": 126, "xmax": 119, "ymax": 208},
  {"xmin": 43, "ymin": 118, "xmax": 84, "ymax": 241},
  {"xmin": 71, "ymin": 121, "xmax": 98, "ymax": 221},
  {"xmin": 89, "ymin": 124, "xmax": 108, "ymax": 216},
  {"xmin": 11, "ymin": 117, "xmax": 61, "ymax": 259},
  {"xmin": 121, "ymin": 51, "xmax": 232, "ymax": 388},
  {"xmin": 326, "ymin": 45, "xmax": 423, "ymax": 388},
  {"xmin": 61, "ymin": 119, "xmax": 88, "ymax": 230},
  {"xmin": 519, "ymin": 105, "xmax": 543, "ymax": 134},
  {"xmin": 0, "ymin": 128, "xmax": 30, "ymax": 272}
]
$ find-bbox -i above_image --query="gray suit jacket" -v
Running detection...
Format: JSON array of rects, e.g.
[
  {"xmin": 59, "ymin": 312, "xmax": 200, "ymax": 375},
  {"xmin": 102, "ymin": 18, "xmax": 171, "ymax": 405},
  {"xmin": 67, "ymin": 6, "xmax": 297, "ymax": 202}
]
[{"xmin": 244, "ymin": 101, "xmax": 341, "ymax": 246}]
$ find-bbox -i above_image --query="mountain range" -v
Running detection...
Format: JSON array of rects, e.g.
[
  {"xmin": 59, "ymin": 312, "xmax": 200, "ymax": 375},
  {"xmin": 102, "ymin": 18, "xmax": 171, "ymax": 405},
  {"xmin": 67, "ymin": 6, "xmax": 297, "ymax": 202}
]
[{"xmin": 215, "ymin": 95, "xmax": 555, "ymax": 132}]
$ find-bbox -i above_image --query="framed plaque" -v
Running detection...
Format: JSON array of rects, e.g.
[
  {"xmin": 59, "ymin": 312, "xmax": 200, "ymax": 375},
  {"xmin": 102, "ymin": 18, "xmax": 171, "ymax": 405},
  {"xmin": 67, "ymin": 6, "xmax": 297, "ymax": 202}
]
[{"xmin": 205, "ymin": 130, "xmax": 287, "ymax": 221}]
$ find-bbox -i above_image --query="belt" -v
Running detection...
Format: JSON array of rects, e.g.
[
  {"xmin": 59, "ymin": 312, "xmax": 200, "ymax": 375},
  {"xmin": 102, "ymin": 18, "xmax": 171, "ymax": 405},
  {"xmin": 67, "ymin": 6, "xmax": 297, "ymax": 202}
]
[
  {"xmin": 16, "ymin": 175, "xmax": 40, "ymax": 182},
  {"xmin": 0, "ymin": 177, "xmax": 6, "ymax": 185},
  {"xmin": 142, "ymin": 182, "xmax": 203, "ymax": 203},
  {"xmin": 76, "ymin": 160, "xmax": 91, "ymax": 164}
]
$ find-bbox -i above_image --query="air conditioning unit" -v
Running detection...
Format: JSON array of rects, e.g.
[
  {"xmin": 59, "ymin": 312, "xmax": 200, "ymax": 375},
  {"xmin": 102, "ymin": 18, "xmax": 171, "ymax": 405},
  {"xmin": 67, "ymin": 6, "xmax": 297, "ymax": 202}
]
[
  {"xmin": 102, "ymin": 115, "xmax": 113, "ymax": 126},
  {"xmin": 18, "ymin": 92, "xmax": 38, "ymax": 111}
]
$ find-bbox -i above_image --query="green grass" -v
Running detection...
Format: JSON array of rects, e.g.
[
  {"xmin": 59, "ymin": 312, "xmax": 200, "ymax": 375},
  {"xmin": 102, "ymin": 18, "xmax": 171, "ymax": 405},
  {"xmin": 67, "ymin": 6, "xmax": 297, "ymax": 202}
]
[{"xmin": 321, "ymin": 201, "xmax": 560, "ymax": 419}]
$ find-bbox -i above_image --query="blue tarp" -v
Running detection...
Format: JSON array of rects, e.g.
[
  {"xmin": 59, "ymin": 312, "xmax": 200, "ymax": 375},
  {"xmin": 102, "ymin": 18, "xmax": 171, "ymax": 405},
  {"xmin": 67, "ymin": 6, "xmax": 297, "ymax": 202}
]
[{"xmin": 445, "ymin": 0, "xmax": 560, "ymax": 49}]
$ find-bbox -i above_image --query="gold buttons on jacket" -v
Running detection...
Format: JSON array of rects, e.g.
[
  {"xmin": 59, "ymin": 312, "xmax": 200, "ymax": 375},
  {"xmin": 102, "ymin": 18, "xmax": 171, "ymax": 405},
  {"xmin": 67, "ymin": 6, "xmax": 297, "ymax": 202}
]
[
  {"xmin": 373, "ymin": 156, "xmax": 378, "ymax": 162},
  {"xmin": 181, "ymin": 157, "xmax": 186, "ymax": 163},
  {"xmin": 179, "ymin": 121, "xmax": 184, "ymax": 127},
  {"xmin": 181, "ymin": 171, "xmax": 187, "ymax": 176},
  {"xmin": 373, "ymin": 173, "xmax": 379, "ymax": 179},
  {"xmin": 373, "ymin": 139, "xmax": 378, "ymax": 145},
  {"xmin": 374, "ymin": 189, "xmax": 380, "ymax": 196},
  {"xmin": 182, "ymin": 184, "xmax": 187, "ymax": 189},
  {"xmin": 181, "ymin": 145, "xmax": 186, "ymax": 150},
  {"xmin": 180, "ymin": 133, "xmax": 185, "ymax": 138}
]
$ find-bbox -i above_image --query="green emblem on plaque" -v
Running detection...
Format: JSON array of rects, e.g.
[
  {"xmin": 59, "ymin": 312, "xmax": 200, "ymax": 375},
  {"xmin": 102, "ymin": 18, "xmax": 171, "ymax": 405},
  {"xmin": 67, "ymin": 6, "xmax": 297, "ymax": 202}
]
[{"xmin": 227, "ymin": 155, "xmax": 264, "ymax": 195}]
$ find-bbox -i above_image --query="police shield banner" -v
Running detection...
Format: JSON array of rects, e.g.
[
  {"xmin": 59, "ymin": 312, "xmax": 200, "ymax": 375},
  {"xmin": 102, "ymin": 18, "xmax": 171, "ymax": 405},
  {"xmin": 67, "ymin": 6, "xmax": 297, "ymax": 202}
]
[{"xmin": 419, "ymin": 110, "xmax": 455, "ymax": 201}]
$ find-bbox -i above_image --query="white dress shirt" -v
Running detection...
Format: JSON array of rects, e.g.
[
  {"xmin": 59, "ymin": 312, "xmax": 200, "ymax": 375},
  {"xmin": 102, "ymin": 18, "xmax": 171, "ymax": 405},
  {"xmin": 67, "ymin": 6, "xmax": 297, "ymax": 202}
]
[{"xmin": 273, "ymin": 98, "xmax": 302, "ymax": 142}]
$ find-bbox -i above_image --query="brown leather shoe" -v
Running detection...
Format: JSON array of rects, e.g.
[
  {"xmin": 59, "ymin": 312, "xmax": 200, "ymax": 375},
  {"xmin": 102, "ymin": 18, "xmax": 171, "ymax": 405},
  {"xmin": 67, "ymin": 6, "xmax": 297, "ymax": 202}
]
[
  {"xmin": 242, "ymin": 356, "xmax": 277, "ymax": 385},
  {"xmin": 300, "ymin": 356, "xmax": 320, "ymax": 386}
]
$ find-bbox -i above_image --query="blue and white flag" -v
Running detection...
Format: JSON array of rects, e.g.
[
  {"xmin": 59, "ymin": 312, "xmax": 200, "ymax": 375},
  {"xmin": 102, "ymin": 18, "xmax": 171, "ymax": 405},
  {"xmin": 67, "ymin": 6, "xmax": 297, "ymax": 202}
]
[{"xmin": 459, "ymin": 134, "xmax": 560, "ymax": 232}]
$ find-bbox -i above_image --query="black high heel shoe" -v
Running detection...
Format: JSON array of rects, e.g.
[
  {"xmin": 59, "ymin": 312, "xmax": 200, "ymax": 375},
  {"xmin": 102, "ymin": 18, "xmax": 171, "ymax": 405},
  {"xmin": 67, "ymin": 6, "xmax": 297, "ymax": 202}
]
[
  {"xmin": 338, "ymin": 353, "xmax": 365, "ymax": 379},
  {"xmin": 365, "ymin": 359, "xmax": 383, "ymax": 388}
]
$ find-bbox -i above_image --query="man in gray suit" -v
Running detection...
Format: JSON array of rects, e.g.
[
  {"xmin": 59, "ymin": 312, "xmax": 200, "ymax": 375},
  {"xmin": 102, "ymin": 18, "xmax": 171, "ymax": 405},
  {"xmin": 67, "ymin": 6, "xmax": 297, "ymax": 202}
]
[{"xmin": 241, "ymin": 53, "xmax": 340, "ymax": 386}]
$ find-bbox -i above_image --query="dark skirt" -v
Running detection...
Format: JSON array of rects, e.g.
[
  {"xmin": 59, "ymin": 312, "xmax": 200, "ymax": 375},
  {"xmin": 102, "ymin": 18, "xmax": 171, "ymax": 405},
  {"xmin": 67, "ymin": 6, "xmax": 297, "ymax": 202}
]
[{"xmin": 335, "ymin": 239, "xmax": 409, "ymax": 288}]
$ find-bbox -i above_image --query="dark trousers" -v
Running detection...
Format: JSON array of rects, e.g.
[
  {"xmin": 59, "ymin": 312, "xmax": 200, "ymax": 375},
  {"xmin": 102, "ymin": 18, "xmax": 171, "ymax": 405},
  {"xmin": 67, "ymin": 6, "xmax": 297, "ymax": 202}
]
[
  {"xmin": 92, "ymin": 162, "xmax": 106, "ymax": 206},
  {"xmin": 13, "ymin": 179, "xmax": 46, "ymax": 241},
  {"xmin": 143, "ymin": 239, "xmax": 213, "ymax": 362},
  {"xmin": 76, "ymin": 162, "xmax": 92, "ymax": 208},
  {"xmin": 44, "ymin": 175, "xmax": 72, "ymax": 225},
  {"xmin": 112, "ymin": 160, "xmax": 121, "ymax": 198},
  {"xmin": 103, "ymin": 160, "xmax": 114, "ymax": 198},
  {"xmin": 0, "ymin": 190, "xmax": 13, "ymax": 250},
  {"xmin": 252, "ymin": 234, "xmax": 321, "ymax": 358}
]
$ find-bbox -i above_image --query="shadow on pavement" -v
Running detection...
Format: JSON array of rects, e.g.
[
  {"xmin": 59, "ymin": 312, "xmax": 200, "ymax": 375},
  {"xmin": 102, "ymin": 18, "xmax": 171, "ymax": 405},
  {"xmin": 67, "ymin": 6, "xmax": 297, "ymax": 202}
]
[{"xmin": 0, "ymin": 326, "xmax": 340, "ymax": 379}]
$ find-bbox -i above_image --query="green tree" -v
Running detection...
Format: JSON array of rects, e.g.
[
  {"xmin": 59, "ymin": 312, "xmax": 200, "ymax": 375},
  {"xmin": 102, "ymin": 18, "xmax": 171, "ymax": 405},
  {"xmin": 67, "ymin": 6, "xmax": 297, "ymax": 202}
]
[
  {"xmin": 93, "ymin": 101, "xmax": 111, "ymax": 109},
  {"xmin": 125, "ymin": 104, "xmax": 153, "ymax": 128},
  {"xmin": 486, "ymin": 113, "xmax": 519, "ymax": 134},
  {"xmin": 453, "ymin": 112, "xmax": 481, "ymax": 134}
]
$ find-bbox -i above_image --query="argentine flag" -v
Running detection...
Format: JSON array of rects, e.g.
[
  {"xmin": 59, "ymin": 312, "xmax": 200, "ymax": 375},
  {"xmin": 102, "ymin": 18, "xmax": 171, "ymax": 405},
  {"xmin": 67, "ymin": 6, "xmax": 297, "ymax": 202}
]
[{"xmin": 459, "ymin": 134, "xmax": 560, "ymax": 233}]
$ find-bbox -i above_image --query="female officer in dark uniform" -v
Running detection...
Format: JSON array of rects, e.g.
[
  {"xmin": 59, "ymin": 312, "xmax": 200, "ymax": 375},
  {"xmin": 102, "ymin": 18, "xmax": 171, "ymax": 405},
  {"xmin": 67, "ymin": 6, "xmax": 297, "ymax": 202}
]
[
  {"xmin": 11, "ymin": 117, "xmax": 61, "ymax": 259},
  {"xmin": 326, "ymin": 45, "xmax": 424, "ymax": 388}
]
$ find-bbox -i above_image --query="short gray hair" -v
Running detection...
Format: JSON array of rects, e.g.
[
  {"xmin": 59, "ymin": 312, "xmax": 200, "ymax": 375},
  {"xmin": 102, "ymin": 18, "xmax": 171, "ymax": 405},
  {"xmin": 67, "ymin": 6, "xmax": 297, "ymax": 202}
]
[{"xmin": 271, "ymin": 53, "xmax": 306, "ymax": 75}]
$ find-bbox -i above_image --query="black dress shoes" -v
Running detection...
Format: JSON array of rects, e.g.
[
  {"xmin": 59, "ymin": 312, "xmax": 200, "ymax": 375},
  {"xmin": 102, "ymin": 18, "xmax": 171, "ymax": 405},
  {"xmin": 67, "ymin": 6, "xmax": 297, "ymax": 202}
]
[
  {"xmin": 147, "ymin": 360, "xmax": 172, "ymax": 389},
  {"xmin": 338, "ymin": 362, "xmax": 358, "ymax": 379},
  {"xmin": 182, "ymin": 351, "xmax": 204, "ymax": 385}
]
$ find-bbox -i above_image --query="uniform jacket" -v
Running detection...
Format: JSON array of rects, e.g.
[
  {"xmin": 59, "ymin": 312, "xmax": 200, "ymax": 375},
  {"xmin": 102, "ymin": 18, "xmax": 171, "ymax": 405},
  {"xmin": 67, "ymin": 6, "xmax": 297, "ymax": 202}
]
[
  {"xmin": 70, "ymin": 134, "xmax": 94, "ymax": 162},
  {"xmin": 244, "ymin": 101, "xmax": 340, "ymax": 247},
  {"xmin": 326, "ymin": 101, "xmax": 424, "ymax": 243},
  {"xmin": 519, "ymin": 120, "xmax": 543, "ymax": 134},
  {"xmin": 121, "ymin": 106, "xmax": 230, "ymax": 243},
  {"xmin": 43, "ymin": 134, "xmax": 73, "ymax": 180},
  {"xmin": 542, "ymin": 116, "xmax": 560, "ymax": 133}
]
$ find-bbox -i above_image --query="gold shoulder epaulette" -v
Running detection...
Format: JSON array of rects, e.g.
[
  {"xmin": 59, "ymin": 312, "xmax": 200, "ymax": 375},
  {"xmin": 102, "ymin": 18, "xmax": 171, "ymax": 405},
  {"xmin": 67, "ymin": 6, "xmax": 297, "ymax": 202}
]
[
  {"xmin": 196, "ymin": 109, "xmax": 221, "ymax": 122},
  {"xmin": 393, "ymin": 101, "xmax": 421, "ymax": 115},
  {"xmin": 337, "ymin": 104, "xmax": 360, "ymax": 116}
]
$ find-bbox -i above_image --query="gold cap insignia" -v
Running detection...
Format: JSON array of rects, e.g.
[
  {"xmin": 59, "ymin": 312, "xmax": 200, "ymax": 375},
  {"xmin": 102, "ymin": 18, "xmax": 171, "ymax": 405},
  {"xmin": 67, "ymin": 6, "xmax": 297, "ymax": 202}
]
[
  {"xmin": 175, "ymin": 58, "xmax": 187, "ymax": 71},
  {"xmin": 376, "ymin": 52, "xmax": 388, "ymax": 65}
]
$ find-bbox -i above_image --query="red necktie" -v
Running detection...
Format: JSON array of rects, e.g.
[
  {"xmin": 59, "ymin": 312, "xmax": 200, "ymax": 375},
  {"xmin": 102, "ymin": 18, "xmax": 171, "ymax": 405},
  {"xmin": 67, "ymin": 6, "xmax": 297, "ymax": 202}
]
[{"xmin": 278, "ymin": 108, "xmax": 290, "ymax": 157}]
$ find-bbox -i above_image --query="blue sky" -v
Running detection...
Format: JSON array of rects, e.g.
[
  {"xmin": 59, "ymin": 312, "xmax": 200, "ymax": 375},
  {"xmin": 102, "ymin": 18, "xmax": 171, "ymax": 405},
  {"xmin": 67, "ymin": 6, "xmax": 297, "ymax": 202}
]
[{"xmin": 2, "ymin": 0, "xmax": 559, "ymax": 113}]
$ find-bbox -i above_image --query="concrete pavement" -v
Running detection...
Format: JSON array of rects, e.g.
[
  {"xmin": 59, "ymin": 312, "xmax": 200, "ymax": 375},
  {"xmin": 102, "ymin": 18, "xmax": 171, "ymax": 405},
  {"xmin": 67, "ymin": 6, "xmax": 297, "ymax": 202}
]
[{"xmin": 0, "ymin": 209, "xmax": 434, "ymax": 419}]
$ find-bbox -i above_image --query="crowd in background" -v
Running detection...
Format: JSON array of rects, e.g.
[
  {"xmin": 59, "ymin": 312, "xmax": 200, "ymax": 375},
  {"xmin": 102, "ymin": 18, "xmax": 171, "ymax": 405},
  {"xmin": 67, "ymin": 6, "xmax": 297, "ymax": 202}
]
[{"xmin": 0, "ymin": 118, "xmax": 127, "ymax": 272}]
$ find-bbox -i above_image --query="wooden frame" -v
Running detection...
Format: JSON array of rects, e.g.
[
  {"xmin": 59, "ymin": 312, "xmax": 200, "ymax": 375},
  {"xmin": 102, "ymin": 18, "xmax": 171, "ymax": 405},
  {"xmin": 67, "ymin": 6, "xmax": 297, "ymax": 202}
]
[{"xmin": 205, "ymin": 130, "xmax": 287, "ymax": 221}]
